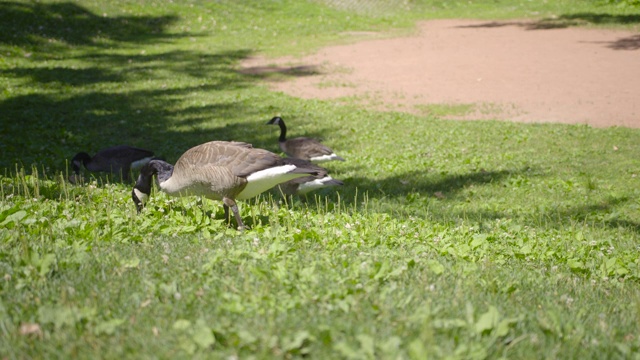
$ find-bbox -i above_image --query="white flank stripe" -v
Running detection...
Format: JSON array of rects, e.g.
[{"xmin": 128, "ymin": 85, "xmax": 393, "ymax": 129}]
[
  {"xmin": 133, "ymin": 188, "xmax": 149, "ymax": 204},
  {"xmin": 239, "ymin": 165, "xmax": 304, "ymax": 199},
  {"xmin": 131, "ymin": 157, "xmax": 154, "ymax": 170},
  {"xmin": 297, "ymin": 177, "xmax": 335, "ymax": 195},
  {"xmin": 309, "ymin": 154, "xmax": 342, "ymax": 163}
]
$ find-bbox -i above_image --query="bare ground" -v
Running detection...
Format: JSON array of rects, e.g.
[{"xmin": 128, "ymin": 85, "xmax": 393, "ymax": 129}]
[{"xmin": 241, "ymin": 19, "xmax": 640, "ymax": 128}]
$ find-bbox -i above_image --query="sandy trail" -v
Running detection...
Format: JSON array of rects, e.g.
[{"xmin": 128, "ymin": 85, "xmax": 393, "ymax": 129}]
[{"xmin": 241, "ymin": 20, "xmax": 640, "ymax": 127}]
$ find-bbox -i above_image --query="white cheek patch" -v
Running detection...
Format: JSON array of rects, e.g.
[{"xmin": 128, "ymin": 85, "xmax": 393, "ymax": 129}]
[{"xmin": 133, "ymin": 188, "xmax": 149, "ymax": 204}]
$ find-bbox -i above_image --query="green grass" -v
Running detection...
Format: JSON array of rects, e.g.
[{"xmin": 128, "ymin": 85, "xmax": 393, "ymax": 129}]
[{"xmin": 2, "ymin": 0, "xmax": 640, "ymax": 358}]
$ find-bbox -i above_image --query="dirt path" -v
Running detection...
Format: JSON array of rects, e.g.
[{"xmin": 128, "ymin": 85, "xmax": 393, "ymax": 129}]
[{"xmin": 241, "ymin": 20, "xmax": 640, "ymax": 128}]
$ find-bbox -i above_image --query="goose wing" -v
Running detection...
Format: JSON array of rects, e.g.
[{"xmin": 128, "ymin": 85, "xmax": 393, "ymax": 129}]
[
  {"xmin": 175, "ymin": 141, "xmax": 284, "ymax": 178},
  {"xmin": 87, "ymin": 145, "xmax": 154, "ymax": 172},
  {"xmin": 287, "ymin": 137, "xmax": 334, "ymax": 158},
  {"xmin": 95, "ymin": 145, "xmax": 154, "ymax": 161}
]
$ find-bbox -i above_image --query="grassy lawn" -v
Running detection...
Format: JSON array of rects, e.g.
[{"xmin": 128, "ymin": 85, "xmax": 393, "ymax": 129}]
[{"xmin": 2, "ymin": 0, "xmax": 640, "ymax": 358}]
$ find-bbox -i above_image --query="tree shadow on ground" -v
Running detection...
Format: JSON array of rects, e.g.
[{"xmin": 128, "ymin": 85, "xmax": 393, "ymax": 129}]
[
  {"xmin": 0, "ymin": 3, "xmax": 320, "ymax": 175},
  {"xmin": 431, "ymin": 191, "xmax": 640, "ymax": 235},
  {"xmin": 537, "ymin": 196, "xmax": 640, "ymax": 234},
  {"xmin": 291, "ymin": 167, "xmax": 527, "ymax": 221},
  {"xmin": 557, "ymin": 12, "xmax": 640, "ymax": 26},
  {"xmin": 297, "ymin": 164, "xmax": 640, "ymax": 235},
  {"xmin": 0, "ymin": 1, "xmax": 180, "ymax": 48},
  {"xmin": 603, "ymin": 34, "xmax": 640, "ymax": 50},
  {"xmin": 342, "ymin": 168, "xmax": 519, "ymax": 201},
  {"xmin": 2, "ymin": 67, "xmax": 125, "ymax": 85},
  {"xmin": 456, "ymin": 12, "xmax": 640, "ymax": 33},
  {"xmin": 0, "ymin": 85, "xmax": 334, "ymax": 173},
  {"xmin": 238, "ymin": 65, "xmax": 322, "ymax": 81}
]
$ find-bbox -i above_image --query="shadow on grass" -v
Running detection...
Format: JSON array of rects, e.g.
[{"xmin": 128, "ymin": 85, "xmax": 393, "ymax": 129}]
[
  {"xmin": 238, "ymin": 65, "xmax": 322, "ymax": 80},
  {"xmin": 458, "ymin": 12, "xmax": 640, "ymax": 31},
  {"xmin": 0, "ymin": 86, "xmax": 337, "ymax": 171},
  {"xmin": 445, "ymin": 193, "xmax": 640, "ymax": 234},
  {"xmin": 292, "ymin": 167, "xmax": 526, "ymax": 221},
  {"xmin": 343, "ymin": 168, "xmax": 517, "ymax": 200},
  {"xmin": 456, "ymin": 13, "xmax": 640, "ymax": 50},
  {"xmin": 557, "ymin": 12, "xmax": 640, "ymax": 26},
  {"xmin": 0, "ymin": 1, "xmax": 179, "ymax": 48},
  {"xmin": 534, "ymin": 196, "xmax": 640, "ymax": 234},
  {"xmin": 307, "ymin": 165, "xmax": 640, "ymax": 234},
  {"xmin": 2, "ymin": 67, "xmax": 125, "ymax": 85},
  {"xmin": 0, "ymin": 3, "xmax": 319, "ymax": 174}
]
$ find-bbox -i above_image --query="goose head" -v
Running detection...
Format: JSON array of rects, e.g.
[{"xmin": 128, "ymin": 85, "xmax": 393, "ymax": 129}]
[
  {"xmin": 266, "ymin": 116, "xmax": 284, "ymax": 126},
  {"xmin": 266, "ymin": 116, "xmax": 287, "ymax": 142},
  {"xmin": 132, "ymin": 159, "xmax": 174, "ymax": 212},
  {"xmin": 71, "ymin": 152, "xmax": 91, "ymax": 175}
]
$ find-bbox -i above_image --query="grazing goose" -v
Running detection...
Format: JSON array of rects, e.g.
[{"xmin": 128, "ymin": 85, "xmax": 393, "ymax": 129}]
[
  {"xmin": 71, "ymin": 145, "xmax": 154, "ymax": 182},
  {"xmin": 266, "ymin": 116, "xmax": 345, "ymax": 163},
  {"xmin": 277, "ymin": 158, "xmax": 344, "ymax": 196},
  {"xmin": 132, "ymin": 141, "xmax": 319, "ymax": 229}
]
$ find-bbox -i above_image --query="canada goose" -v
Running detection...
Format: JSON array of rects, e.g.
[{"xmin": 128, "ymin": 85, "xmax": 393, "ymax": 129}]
[
  {"xmin": 132, "ymin": 141, "xmax": 319, "ymax": 229},
  {"xmin": 266, "ymin": 116, "xmax": 345, "ymax": 163},
  {"xmin": 277, "ymin": 158, "xmax": 344, "ymax": 196},
  {"xmin": 70, "ymin": 145, "xmax": 154, "ymax": 182}
]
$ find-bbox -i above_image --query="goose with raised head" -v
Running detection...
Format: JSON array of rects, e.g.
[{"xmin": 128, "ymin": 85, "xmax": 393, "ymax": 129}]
[
  {"xmin": 266, "ymin": 116, "xmax": 345, "ymax": 163},
  {"xmin": 132, "ymin": 141, "xmax": 319, "ymax": 229},
  {"xmin": 70, "ymin": 145, "xmax": 154, "ymax": 182},
  {"xmin": 277, "ymin": 157, "xmax": 344, "ymax": 196}
]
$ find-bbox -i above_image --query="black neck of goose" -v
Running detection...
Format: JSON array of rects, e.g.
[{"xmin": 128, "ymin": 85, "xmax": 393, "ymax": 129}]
[
  {"xmin": 277, "ymin": 120, "xmax": 287, "ymax": 142},
  {"xmin": 72, "ymin": 161, "xmax": 82, "ymax": 175}
]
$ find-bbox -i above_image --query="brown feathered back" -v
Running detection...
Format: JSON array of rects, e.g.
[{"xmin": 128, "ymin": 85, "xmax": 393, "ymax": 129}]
[
  {"xmin": 280, "ymin": 137, "xmax": 335, "ymax": 160},
  {"xmin": 176, "ymin": 141, "xmax": 285, "ymax": 178}
]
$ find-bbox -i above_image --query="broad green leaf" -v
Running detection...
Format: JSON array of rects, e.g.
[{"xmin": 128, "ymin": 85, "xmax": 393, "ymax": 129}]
[
  {"xmin": 37, "ymin": 305, "xmax": 95, "ymax": 330},
  {"xmin": 433, "ymin": 318, "xmax": 467, "ymax": 329},
  {"xmin": 475, "ymin": 306, "xmax": 500, "ymax": 335},
  {"xmin": 38, "ymin": 305, "xmax": 76, "ymax": 329},
  {"xmin": 379, "ymin": 336, "xmax": 402, "ymax": 355},
  {"xmin": 407, "ymin": 339, "xmax": 428, "ymax": 360},
  {"xmin": 121, "ymin": 257, "xmax": 140, "ymax": 269},
  {"xmin": 192, "ymin": 319, "xmax": 215, "ymax": 349},
  {"xmin": 173, "ymin": 319, "xmax": 192, "ymax": 331},
  {"xmin": 333, "ymin": 341, "xmax": 360, "ymax": 360},
  {"xmin": 94, "ymin": 318, "xmax": 126, "ymax": 335},
  {"xmin": 34, "ymin": 253, "xmax": 56, "ymax": 277},
  {"xmin": 374, "ymin": 260, "xmax": 391, "ymax": 280},
  {"xmin": 357, "ymin": 334, "xmax": 375, "ymax": 357},
  {"xmin": 236, "ymin": 329, "xmax": 257, "ymax": 345},
  {"xmin": 496, "ymin": 317, "xmax": 519, "ymax": 337},
  {"xmin": 282, "ymin": 330, "xmax": 311, "ymax": 352},
  {"xmin": 567, "ymin": 259, "xmax": 585, "ymax": 270},
  {"xmin": 0, "ymin": 210, "xmax": 27, "ymax": 226},
  {"xmin": 178, "ymin": 337, "xmax": 197, "ymax": 355},
  {"xmin": 470, "ymin": 234, "xmax": 487, "ymax": 249},
  {"xmin": 427, "ymin": 260, "xmax": 445, "ymax": 275},
  {"xmin": 519, "ymin": 244, "xmax": 532, "ymax": 255}
]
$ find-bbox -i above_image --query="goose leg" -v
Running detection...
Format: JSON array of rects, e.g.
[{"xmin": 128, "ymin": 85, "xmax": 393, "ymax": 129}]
[
  {"xmin": 223, "ymin": 204, "xmax": 230, "ymax": 225},
  {"xmin": 223, "ymin": 197, "xmax": 245, "ymax": 230}
]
